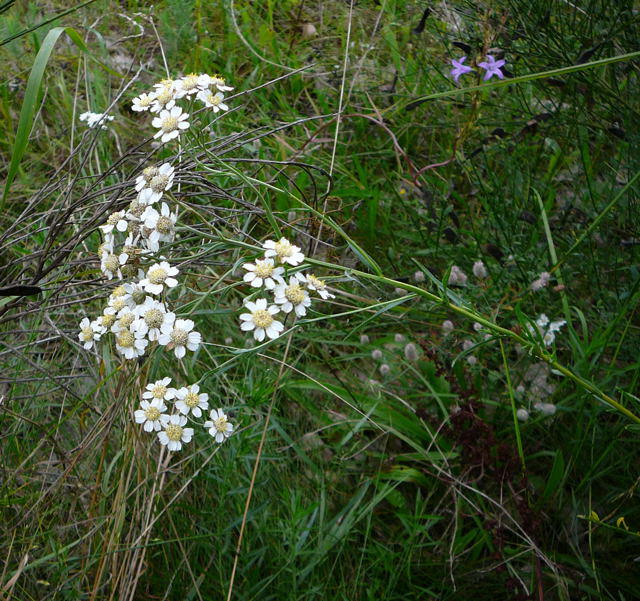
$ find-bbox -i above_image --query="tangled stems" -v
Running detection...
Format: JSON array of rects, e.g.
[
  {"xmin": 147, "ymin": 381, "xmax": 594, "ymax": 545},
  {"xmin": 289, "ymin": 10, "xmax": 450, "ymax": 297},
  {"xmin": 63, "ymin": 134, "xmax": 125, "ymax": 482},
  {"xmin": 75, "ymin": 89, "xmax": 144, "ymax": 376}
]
[{"xmin": 215, "ymin": 235, "xmax": 640, "ymax": 425}]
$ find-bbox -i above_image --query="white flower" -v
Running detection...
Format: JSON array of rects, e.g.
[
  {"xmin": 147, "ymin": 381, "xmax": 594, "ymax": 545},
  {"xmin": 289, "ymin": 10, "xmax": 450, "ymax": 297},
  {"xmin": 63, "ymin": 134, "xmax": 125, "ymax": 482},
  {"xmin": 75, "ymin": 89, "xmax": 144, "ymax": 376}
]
[
  {"xmin": 262, "ymin": 237, "xmax": 305, "ymax": 266},
  {"xmin": 131, "ymin": 92, "xmax": 156, "ymax": 112},
  {"xmin": 135, "ymin": 165, "xmax": 160, "ymax": 192},
  {"xmin": 150, "ymin": 82, "xmax": 176, "ymax": 113},
  {"xmin": 97, "ymin": 307, "xmax": 117, "ymax": 330},
  {"xmin": 79, "ymin": 111, "xmax": 114, "ymax": 129},
  {"xmin": 158, "ymin": 414, "xmax": 193, "ymax": 451},
  {"xmin": 78, "ymin": 317, "xmax": 104, "ymax": 350},
  {"xmin": 528, "ymin": 314, "xmax": 566, "ymax": 347},
  {"xmin": 204, "ymin": 408, "xmax": 234, "ymax": 443},
  {"xmin": 139, "ymin": 261, "xmax": 179, "ymax": 295},
  {"xmin": 137, "ymin": 163, "xmax": 175, "ymax": 204},
  {"xmin": 158, "ymin": 317, "xmax": 202, "ymax": 359},
  {"xmin": 134, "ymin": 398, "xmax": 167, "ymax": 432},
  {"xmin": 174, "ymin": 384, "xmax": 209, "ymax": 417},
  {"xmin": 174, "ymin": 73, "xmax": 201, "ymax": 98},
  {"xmin": 115, "ymin": 327, "xmax": 148, "ymax": 360},
  {"xmin": 100, "ymin": 211, "xmax": 128, "ymax": 235},
  {"xmin": 134, "ymin": 297, "xmax": 174, "ymax": 341},
  {"xmin": 111, "ymin": 307, "xmax": 138, "ymax": 334},
  {"xmin": 196, "ymin": 89, "xmax": 228, "ymax": 112},
  {"xmin": 273, "ymin": 277, "xmax": 311, "ymax": 317},
  {"xmin": 151, "ymin": 106, "xmax": 190, "ymax": 143},
  {"xmin": 210, "ymin": 75, "xmax": 234, "ymax": 92},
  {"xmin": 142, "ymin": 377, "xmax": 176, "ymax": 401},
  {"xmin": 122, "ymin": 282, "xmax": 147, "ymax": 307},
  {"xmin": 536, "ymin": 314, "xmax": 550, "ymax": 328},
  {"xmin": 239, "ymin": 298, "xmax": 284, "ymax": 342},
  {"xmin": 242, "ymin": 258, "xmax": 284, "ymax": 289},
  {"xmin": 107, "ymin": 292, "xmax": 128, "ymax": 313},
  {"xmin": 141, "ymin": 202, "xmax": 177, "ymax": 251},
  {"xmin": 300, "ymin": 273, "xmax": 335, "ymax": 300},
  {"xmin": 100, "ymin": 250, "xmax": 126, "ymax": 280}
]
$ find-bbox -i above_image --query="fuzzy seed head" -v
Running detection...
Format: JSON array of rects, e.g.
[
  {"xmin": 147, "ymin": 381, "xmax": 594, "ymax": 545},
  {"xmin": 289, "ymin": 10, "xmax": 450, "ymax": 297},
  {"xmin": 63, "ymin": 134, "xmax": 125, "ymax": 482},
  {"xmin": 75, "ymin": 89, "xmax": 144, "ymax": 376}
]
[{"xmin": 156, "ymin": 215, "xmax": 173, "ymax": 234}]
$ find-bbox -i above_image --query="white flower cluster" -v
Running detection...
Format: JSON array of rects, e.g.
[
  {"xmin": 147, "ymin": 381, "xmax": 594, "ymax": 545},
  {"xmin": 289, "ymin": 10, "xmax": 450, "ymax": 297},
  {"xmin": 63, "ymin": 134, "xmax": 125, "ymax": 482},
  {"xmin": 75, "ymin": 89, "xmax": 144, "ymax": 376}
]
[
  {"xmin": 134, "ymin": 377, "xmax": 234, "ymax": 450},
  {"xmin": 78, "ymin": 72, "xmax": 236, "ymax": 450},
  {"xmin": 238, "ymin": 237, "xmax": 336, "ymax": 342},
  {"xmin": 79, "ymin": 111, "xmax": 114, "ymax": 129},
  {"xmin": 131, "ymin": 73, "xmax": 233, "ymax": 143},
  {"xmin": 527, "ymin": 314, "xmax": 566, "ymax": 347}
]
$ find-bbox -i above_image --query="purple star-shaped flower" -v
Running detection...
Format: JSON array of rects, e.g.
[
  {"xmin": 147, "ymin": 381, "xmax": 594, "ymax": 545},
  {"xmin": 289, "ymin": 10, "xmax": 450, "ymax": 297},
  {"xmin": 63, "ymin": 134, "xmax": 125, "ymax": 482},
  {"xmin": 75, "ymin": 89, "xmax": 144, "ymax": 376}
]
[
  {"xmin": 478, "ymin": 55, "xmax": 505, "ymax": 80},
  {"xmin": 450, "ymin": 56, "xmax": 473, "ymax": 82}
]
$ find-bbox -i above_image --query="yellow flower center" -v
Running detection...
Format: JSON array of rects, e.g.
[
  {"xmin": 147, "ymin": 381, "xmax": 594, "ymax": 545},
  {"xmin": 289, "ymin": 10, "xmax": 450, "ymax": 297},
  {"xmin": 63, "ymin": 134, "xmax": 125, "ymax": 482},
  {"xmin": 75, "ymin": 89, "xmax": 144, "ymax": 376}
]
[
  {"xmin": 184, "ymin": 391, "xmax": 200, "ymax": 408},
  {"xmin": 111, "ymin": 298, "xmax": 126, "ymax": 312},
  {"xmin": 118, "ymin": 312, "xmax": 135, "ymax": 329},
  {"xmin": 252, "ymin": 309, "xmax": 273, "ymax": 329},
  {"xmin": 181, "ymin": 73, "xmax": 199, "ymax": 90},
  {"xmin": 112, "ymin": 285, "xmax": 126, "ymax": 297},
  {"xmin": 254, "ymin": 261, "xmax": 273, "ymax": 278},
  {"xmin": 274, "ymin": 240, "xmax": 292, "ymax": 258},
  {"xmin": 145, "ymin": 406, "xmax": 161, "ymax": 421},
  {"xmin": 117, "ymin": 330, "xmax": 134, "ymax": 348},
  {"xmin": 150, "ymin": 174, "xmax": 170, "ymax": 193},
  {"xmin": 213, "ymin": 416, "xmax": 227, "ymax": 431},
  {"xmin": 155, "ymin": 87, "xmax": 173, "ymax": 105},
  {"xmin": 152, "ymin": 383, "xmax": 167, "ymax": 399},
  {"xmin": 165, "ymin": 423, "xmax": 183, "ymax": 441},
  {"xmin": 144, "ymin": 308, "xmax": 164, "ymax": 328},
  {"xmin": 161, "ymin": 116, "xmax": 179, "ymax": 132},
  {"xmin": 103, "ymin": 254, "xmax": 120, "ymax": 273},
  {"xmin": 101, "ymin": 312, "xmax": 116, "ymax": 327},
  {"xmin": 148, "ymin": 267, "xmax": 168, "ymax": 284},
  {"xmin": 285, "ymin": 283, "xmax": 305, "ymax": 305},
  {"xmin": 171, "ymin": 328, "xmax": 188, "ymax": 345},
  {"xmin": 107, "ymin": 212, "xmax": 124, "ymax": 225},
  {"xmin": 138, "ymin": 94, "xmax": 153, "ymax": 107},
  {"xmin": 142, "ymin": 166, "xmax": 159, "ymax": 181},
  {"xmin": 308, "ymin": 274, "xmax": 326, "ymax": 290},
  {"xmin": 156, "ymin": 216, "xmax": 173, "ymax": 234},
  {"xmin": 80, "ymin": 326, "xmax": 94, "ymax": 341}
]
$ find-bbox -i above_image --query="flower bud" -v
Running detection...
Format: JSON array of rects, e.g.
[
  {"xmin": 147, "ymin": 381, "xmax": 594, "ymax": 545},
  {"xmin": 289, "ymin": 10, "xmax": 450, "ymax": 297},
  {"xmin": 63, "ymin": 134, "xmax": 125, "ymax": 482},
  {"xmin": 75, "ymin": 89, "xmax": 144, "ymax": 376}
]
[
  {"xmin": 404, "ymin": 343, "xmax": 419, "ymax": 362},
  {"xmin": 359, "ymin": 334, "xmax": 370, "ymax": 344},
  {"xmin": 516, "ymin": 408, "xmax": 529, "ymax": 422},
  {"xmin": 379, "ymin": 363, "xmax": 390, "ymax": 376},
  {"xmin": 371, "ymin": 349, "xmax": 383, "ymax": 360}
]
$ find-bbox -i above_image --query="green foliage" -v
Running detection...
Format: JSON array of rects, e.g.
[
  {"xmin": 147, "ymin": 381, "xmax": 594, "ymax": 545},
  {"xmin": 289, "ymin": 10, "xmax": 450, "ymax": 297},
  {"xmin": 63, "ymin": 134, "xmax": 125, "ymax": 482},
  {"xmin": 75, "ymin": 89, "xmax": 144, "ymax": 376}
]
[{"xmin": 1, "ymin": 0, "xmax": 640, "ymax": 600}]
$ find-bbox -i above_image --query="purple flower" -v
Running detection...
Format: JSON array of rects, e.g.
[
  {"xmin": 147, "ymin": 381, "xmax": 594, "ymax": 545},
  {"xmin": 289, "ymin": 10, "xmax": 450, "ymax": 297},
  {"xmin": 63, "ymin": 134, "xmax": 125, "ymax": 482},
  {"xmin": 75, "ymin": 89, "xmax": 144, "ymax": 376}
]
[
  {"xmin": 478, "ymin": 55, "xmax": 505, "ymax": 80},
  {"xmin": 450, "ymin": 56, "xmax": 473, "ymax": 82}
]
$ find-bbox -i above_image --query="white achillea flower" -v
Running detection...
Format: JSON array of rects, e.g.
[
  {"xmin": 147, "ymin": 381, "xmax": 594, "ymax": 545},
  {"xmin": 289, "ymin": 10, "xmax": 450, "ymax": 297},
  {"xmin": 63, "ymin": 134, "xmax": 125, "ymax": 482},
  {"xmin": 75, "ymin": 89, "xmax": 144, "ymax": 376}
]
[
  {"xmin": 135, "ymin": 297, "xmax": 174, "ymax": 341},
  {"xmin": 111, "ymin": 307, "xmax": 137, "ymax": 334},
  {"xmin": 100, "ymin": 250, "xmax": 126, "ymax": 280},
  {"xmin": 131, "ymin": 92, "xmax": 156, "ymax": 112},
  {"xmin": 239, "ymin": 298, "xmax": 284, "ymax": 342},
  {"xmin": 135, "ymin": 165, "xmax": 160, "ymax": 192},
  {"xmin": 150, "ymin": 83, "xmax": 176, "ymax": 113},
  {"xmin": 196, "ymin": 89, "xmax": 228, "ymax": 112},
  {"xmin": 174, "ymin": 73, "xmax": 201, "ymax": 98},
  {"xmin": 98, "ymin": 307, "xmax": 117, "ymax": 330},
  {"xmin": 100, "ymin": 211, "xmax": 128, "ymax": 235},
  {"xmin": 204, "ymin": 408, "xmax": 234, "ymax": 443},
  {"xmin": 242, "ymin": 258, "xmax": 284, "ymax": 289},
  {"xmin": 210, "ymin": 75, "xmax": 234, "ymax": 92},
  {"xmin": 122, "ymin": 282, "xmax": 147, "ymax": 307},
  {"xmin": 174, "ymin": 384, "xmax": 209, "ymax": 417},
  {"xmin": 158, "ymin": 414, "xmax": 193, "ymax": 451},
  {"xmin": 141, "ymin": 202, "xmax": 177, "ymax": 251},
  {"xmin": 115, "ymin": 327, "xmax": 148, "ymax": 360},
  {"xmin": 152, "ymin": 106, "xmax": 190, "ymax": 143},
  {"xmin": 273, "ymin": 278, "xmax": 311, "ymax": 317},
  {"xmin": 134, "ymin": 398, "xmax": 167, "ymax": 432},
  {"xmin": 139, "ymin": 261, "xmax": 179, "ymax": 295},
  {"xmin": 79, "ymin": 111, "xmax": 114, "ymax": 129},
  {"xmin": 263, "ymin": 237, "xmax": 305, "ymax": 266},
  {"xmin": 138, "ymin": 163, "xmax": 175, "ymax": 204},
  {"xmin": 299, "ymin": 273, "xmax": 335, "ymax": 300},
  {"xmin": 78, "ymin": 317, "xmax": 104, "ymax": 350},
  {"xmin": 107, "ymin": 292, "xmax": 128, "ymax": 313},
  {"xmin": 142, "ymin": 377, "xmax": 176, "ymax": 401},
  {"xmin": 158, "ymin": 318, "xmax": 202, "ymax": 359}
]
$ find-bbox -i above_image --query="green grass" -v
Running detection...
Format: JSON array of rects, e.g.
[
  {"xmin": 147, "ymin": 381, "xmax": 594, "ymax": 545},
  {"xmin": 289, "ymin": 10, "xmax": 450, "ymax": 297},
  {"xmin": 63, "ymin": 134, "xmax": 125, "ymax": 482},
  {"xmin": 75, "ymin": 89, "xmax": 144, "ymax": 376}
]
[{"xmin": 1, "ymin": 0, "xmax": 640, "ymax": 599}]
